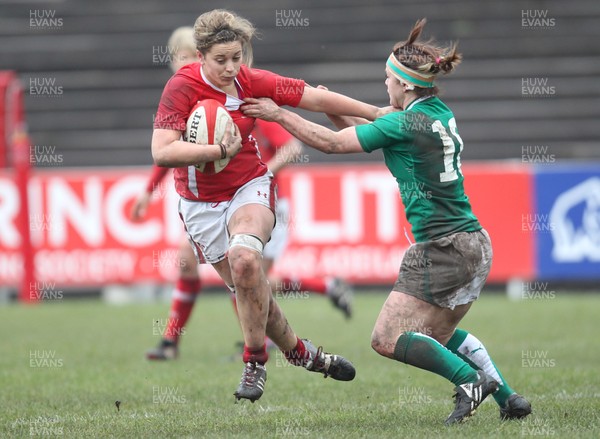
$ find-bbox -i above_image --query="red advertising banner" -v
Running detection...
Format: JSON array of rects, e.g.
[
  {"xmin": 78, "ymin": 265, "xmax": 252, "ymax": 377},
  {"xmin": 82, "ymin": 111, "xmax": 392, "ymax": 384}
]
[
  {"xmin": 273, "ymin": 163, "xmax": 534, "ymax": 284},
  {"xmin": 0, "ymin": 168, "xmax": 182, "ymax": 286},
  {"xmin": 462, "ymin": 162, "xmax": 535, "ymax": 282},
  {"xmin": 0, "ymin": 163, "xmax": 534, "ymax": 287}
]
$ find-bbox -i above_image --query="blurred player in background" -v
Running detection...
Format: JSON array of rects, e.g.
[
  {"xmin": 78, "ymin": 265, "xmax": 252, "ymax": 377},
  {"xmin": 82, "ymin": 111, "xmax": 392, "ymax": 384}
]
[
  {"xmin": 243, "ymin": 18, "xmax": 531, "ymax": 423},
  {"xmin": 150, "ymin": 9, "xmax": 379, "ymax": 402},
  {"xmin": 252, "ymin": 120, "xmax": 353, "ymax": 319},
  {"xmin": 134, "ymin": 26, "xmax": 353, "ymax": 362},
  {"xmin": 131, "ymin": 27, "xmax": 204, "ymax": 361}
]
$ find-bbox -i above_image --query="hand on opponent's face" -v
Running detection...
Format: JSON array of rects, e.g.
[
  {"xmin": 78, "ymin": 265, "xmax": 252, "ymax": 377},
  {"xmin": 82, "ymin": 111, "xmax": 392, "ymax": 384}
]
[{"xmin": 242, "ymin": 98, "xmax": 282, "ymax": 122}]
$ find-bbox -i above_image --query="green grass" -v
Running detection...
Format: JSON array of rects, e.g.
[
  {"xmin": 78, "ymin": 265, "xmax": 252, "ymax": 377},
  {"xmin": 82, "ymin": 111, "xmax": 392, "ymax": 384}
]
[{"xmin": 1, "ymin": 291, "xmax": 599, "ymax": 438}]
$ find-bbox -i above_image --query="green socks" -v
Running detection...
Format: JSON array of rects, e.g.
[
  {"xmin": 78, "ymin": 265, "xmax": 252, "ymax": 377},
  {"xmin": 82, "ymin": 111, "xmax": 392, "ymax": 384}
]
[
  {"xmin": 394, "ymin": 332, "xmax": 478, "ymax": 386},
  {"xmin": 445, "ymin": 328, "xmax": 515, "ymax": 406}
]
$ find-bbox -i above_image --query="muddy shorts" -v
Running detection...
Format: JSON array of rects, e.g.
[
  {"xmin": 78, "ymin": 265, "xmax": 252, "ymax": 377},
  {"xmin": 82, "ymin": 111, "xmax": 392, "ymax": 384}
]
[{"xmin": 393, "ymin": 229, "xmax": 493, "ymax": 309}]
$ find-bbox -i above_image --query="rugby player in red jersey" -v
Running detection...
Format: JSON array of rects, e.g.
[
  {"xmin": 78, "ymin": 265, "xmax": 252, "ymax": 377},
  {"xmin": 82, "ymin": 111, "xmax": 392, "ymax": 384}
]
[
  {"xmin": 136, "ymin": 27, "xmax": 353, "ymax": 364},
  {"xmin": 151, "ymin": 10, "xmax": 383, "ymax": 402}
]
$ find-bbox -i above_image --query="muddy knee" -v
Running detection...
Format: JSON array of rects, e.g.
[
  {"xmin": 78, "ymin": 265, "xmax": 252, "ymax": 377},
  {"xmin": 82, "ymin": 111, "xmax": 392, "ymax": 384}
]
[
  {"xmin": 371, "ymin": 326, "xmax": 397, "ymax": 358},
  {"xmin": 228, "ymin": 234, "xmax": 264, "ymax": 286}
]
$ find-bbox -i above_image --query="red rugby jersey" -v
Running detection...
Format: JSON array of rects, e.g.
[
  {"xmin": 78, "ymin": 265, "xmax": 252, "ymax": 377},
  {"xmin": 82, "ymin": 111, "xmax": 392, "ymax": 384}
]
[
  {"xmin": 253, "ymin": 119, "xmax": 295, "ymax": 195},
  {"xmin": 153, "ymin": 63, "xmax": 305, "ymax": 202}
]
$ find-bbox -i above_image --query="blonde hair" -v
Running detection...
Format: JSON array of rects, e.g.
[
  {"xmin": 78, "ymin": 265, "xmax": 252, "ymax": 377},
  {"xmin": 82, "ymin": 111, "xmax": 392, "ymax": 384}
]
[
  {"xmin": 392, "ymin": 18, "xmax": 462, "ymax": 95},
  {"xmin": 194, "ymin": 9, "xmax": 256, "ymax": 67},
  {"xmin": 166, "ymin": 26, "xmax": 198, "ymax": 72},
  {"xmin": 168, "ymin": 26, "xmax": 196, "ymax": 54}
]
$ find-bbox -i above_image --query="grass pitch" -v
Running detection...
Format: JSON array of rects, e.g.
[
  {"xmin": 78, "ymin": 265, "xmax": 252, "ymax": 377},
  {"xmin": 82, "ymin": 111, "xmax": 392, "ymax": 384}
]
[{"xmin": 1, "ymin": 291, "xmax": 599, "ymax": 438}]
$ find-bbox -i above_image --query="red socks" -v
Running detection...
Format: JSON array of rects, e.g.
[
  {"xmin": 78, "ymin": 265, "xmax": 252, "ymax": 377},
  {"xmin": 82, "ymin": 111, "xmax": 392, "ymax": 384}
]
[
  {"xmin": 243, "ymin": 344, "xmax": 269, "ymax": 365},
  {"xmin": 284, "ymin": 337, "xmax": 308, "ymax": 366},
  {"xmin": 164, "ymin": 278, "xmax": 201, "ymax": 343},
  {"xmin": 280, "ymin": 277, "xmax": 328, "ymax": 295}
]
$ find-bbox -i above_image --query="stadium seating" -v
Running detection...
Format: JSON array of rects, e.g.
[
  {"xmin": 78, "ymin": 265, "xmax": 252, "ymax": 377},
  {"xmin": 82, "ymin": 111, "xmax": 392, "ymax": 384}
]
[{"xmin": 2, "ymin": 0, "xmax": 599, "ymax": 166}]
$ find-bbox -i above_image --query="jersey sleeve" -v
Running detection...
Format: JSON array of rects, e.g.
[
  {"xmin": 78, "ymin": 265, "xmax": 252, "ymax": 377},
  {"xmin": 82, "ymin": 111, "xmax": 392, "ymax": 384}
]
[
  {"xmin": 248, "ymin": 68, "xmax": 305, "ymax": 107},
  {"xmin": 145, "ymin": 165, "xmax": 170, "ymax": 193},
  {"xmin": 153, "ymin": 74, "xmax": 195, "ymax": 131},
  {"xmin": 355, "ymin": 112, "xmax": 410, "ymax": 153},
  {"xmin": 256, "ymin": 120, "xmax": 294, "ymax": 149}
]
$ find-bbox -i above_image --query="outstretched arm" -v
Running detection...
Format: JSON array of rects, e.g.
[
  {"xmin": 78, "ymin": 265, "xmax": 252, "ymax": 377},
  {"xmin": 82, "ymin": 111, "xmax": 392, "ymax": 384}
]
[
  {"xmin": 297, "ymin": 85, "xmax": 390, "ymax": 121},
  {"xmin": 326, "ymin": 113, "xmax": 370, "ymax": 129},
  {"xmin": 243, "ymin": 98, "xmax": 364, "ymax": 154},
  {"xmin": 314, "ymin": 84, "xmax": 397, "ymax": 128},
  {"xmin": 130, "ymin": 165, "xmax": 169, "ymax": 221},
  {"xmin": 313, "ymin": 84, "xmax": 371, "ymax": 128}
]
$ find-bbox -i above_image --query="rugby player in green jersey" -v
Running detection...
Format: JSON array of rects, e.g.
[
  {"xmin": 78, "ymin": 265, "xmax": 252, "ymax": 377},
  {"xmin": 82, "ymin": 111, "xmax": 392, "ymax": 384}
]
[{"xmin": 243, "ymin": 18, "xmax": 531, "ymax": 425}]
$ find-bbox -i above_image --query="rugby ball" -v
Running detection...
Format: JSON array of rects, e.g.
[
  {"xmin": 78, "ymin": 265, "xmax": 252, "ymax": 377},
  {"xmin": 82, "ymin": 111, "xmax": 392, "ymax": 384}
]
[{"xmin": 184, "ymin": 99, "xmax": 235, "ymax": 174}]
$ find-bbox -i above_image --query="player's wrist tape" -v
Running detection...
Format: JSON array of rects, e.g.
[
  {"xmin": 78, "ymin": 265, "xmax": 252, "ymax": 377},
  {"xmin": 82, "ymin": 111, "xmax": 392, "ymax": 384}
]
[{"xmin": 219, "ymin": 142, "xmax": 227, "ymax": 159}]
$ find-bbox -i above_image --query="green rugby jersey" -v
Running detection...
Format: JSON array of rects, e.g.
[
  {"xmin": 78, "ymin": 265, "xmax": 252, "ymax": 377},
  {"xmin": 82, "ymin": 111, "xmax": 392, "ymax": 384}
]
[{"xmin": 355, "ymin": 96, "xmax": 481, "ymax": 242}]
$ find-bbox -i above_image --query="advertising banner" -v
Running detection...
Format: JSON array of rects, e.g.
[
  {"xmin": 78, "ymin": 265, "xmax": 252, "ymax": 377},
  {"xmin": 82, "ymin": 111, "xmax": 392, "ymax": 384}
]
[
  {"xmin": 534, "ymin": 164, "xmax": 600, "ymax": 279},
  {"xmin": 273, "ymin": 163, "xmax": 534, "ymax": 284},
  {"xmin": 0, "ymin": 162, "xmax": 538, "ymax": 287}
]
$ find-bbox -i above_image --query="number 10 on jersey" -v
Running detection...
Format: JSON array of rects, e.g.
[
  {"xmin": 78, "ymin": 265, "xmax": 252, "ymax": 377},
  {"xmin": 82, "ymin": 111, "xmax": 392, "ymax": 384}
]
[{"xmin": 432, "ymin": 117, "xmax": 464, "ymax": 183}]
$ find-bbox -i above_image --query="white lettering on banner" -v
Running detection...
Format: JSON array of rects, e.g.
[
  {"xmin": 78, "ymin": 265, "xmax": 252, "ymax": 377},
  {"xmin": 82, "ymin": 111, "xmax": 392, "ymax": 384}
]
[
  {"xmin": 321, "ymin": 245, "xmax": 404, "ymax": 279},
  {"xmin": 105, "ymin": 176, "xmax": 161, "ymax": 247},
  {"xmin": 291, "ymin": 170, "xmax": 401, "ymax": 244},
  {"xmin": 293, "ymin": 173, "xmax": 342, "ymax": 242},
  {"xmin": 28, "ymin": 177, "xmax": 44, "ymax": 246},
  {"xmin": 341, "ymin": 172, "xmax": 362, "ymax": 242},
  {"xmin": 47, "ymin": 177, "xmax": 104, "ymax": 247},
  {"xmin": 35, "ymin": 249, "xmax": 137, "ymax": 283},
  {"xmin": 276, "ymin": 245, "xmax": 404, "ymax": 281},
  {"xmin": 359, "ymin": 172, "xmax": 400, "ymax": 243},
  {"xmin": 273, "ymin": 247, "xmax": 319, "ymax": 278},
  {"xmin": 0, "ymin": 179, "xmax": 21, "ymax": 248},
  {"xmin": 0, "ymin": 252, "xmax": 22, "ymax": 282}
]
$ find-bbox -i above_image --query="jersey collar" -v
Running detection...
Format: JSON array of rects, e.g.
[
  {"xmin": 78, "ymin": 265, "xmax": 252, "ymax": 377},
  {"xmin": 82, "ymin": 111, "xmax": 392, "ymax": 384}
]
[
  {"xmin": 404, "ymin": 95, "xmax": 435, "ymax": 112},
  {"xmin": 200, "ymin": 65, "xmax": 246, "ymax": 110}
]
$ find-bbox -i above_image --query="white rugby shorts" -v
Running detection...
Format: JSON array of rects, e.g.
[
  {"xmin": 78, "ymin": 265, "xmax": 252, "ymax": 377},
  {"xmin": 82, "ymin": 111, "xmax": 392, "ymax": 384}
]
[
  {"xmin": 263, "ymin": 197, "xmax": 290, "ymax": 260},
  {"xmin": 179, "ymin": 173, "xmax": 276, "ymax": 264}
]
